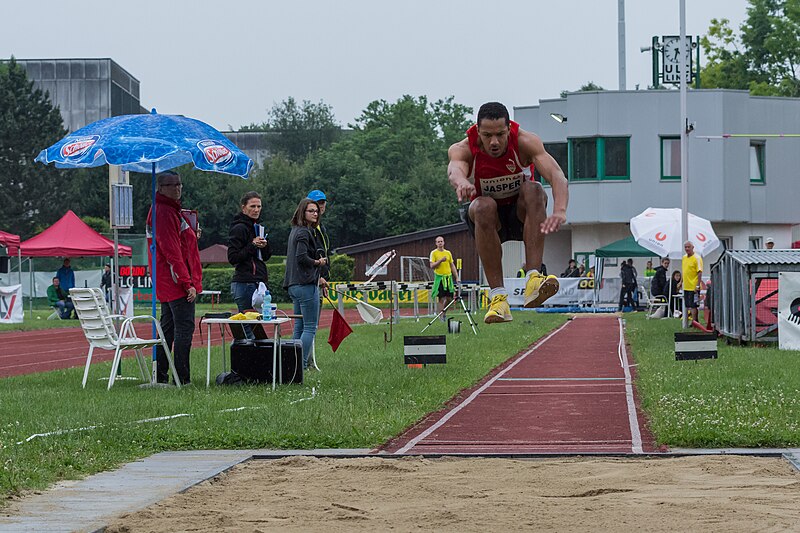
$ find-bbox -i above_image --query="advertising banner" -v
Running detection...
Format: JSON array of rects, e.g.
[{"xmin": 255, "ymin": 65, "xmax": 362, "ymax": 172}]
[
  {"xmin": 505, "ymin": 277, "xmax": 596, "ymax": 307},
  {"xmin": 0, "ymin": 284, "xmax": 24, "ymax": 323},
  {"xmin": 778, "ymin": 272, "xmax": 800, "ymax": 350}
]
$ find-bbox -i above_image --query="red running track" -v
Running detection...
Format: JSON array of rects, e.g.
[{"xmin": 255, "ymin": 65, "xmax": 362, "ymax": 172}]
[
  {"xmin": 380, "ymin": 315, "xmax": 660, "ymax": 455},
  {"xmin": 0, "ymin": 308, "xmax": 370, "ymax": 378}
]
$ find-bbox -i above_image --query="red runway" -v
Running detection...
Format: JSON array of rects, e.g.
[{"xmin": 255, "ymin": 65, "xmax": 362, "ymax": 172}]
[
  {"xmin": 0, "ymin": 308, "xmax": 369, "ymax": 378},
  {"xmin": 381, "ymin": 315, "xmax": 659, "ymax": 455}
]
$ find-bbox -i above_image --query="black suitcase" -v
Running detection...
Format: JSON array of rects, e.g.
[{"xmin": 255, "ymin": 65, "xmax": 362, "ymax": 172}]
[{"xmin": 230, "ymin": 339, "xmax": 304, "ymax": 384}]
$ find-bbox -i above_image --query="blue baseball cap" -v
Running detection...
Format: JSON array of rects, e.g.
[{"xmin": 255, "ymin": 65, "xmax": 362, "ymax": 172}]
[{"xmin": 307, "ymin": 189, "xmax": 326, "ymax": 202}]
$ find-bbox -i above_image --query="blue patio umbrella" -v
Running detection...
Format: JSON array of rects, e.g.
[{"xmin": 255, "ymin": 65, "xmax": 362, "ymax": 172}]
[{"xmin": 36, "ymin": 109, "xmax": 253, "ymax": 385}]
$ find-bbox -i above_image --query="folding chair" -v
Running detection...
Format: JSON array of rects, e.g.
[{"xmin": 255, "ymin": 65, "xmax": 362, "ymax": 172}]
[
  {"xmin": 70, "ymin": 288, "xmax": 181, "ymax": 389},
  {"xmin": 47, "ymin": 306, "xmax": 62, "ymax": 320},
  {"xmin": 646, "ymin": 289, "xmax": 669, "ymax": 319}
]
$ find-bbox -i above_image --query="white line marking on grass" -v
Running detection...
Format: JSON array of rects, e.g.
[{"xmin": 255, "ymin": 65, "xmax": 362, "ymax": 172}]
[
  {"xmin": 394, "ymin": 320, "xmax": 572, "ymax": 455},
  {"xmin": 289, "ymin": 386, "xmax": 317, "ymax": 404},
  {"xmin": 618, "ymin": 317, "xmax": 643, "ymax": 454}
]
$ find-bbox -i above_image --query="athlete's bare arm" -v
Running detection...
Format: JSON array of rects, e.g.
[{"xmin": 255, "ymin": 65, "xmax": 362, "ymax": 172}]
[
  {"xmin": 518, "ymin": 129, "xmax": 569, "ymax": 234},
  {"xmin": 447, "ymin": 139, "xmax": 475, "ymax": 202}
]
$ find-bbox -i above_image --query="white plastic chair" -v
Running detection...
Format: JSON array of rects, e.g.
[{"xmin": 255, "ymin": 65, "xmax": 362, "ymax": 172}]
[{"xmin": 70, "ymin": 288, "xmax": 181, "ymax": 389}]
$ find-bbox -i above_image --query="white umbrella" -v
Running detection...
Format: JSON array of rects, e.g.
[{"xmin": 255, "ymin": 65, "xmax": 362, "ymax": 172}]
[{"xmin": 630, "ymin": 207, "xmax": 721, "ymax": 260}]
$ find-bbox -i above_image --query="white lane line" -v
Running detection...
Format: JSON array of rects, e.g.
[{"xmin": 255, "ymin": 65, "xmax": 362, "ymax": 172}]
[
  {"xmin": 618, "ymin": 317, "xmax": 643, "ymax": 454},
  {"xmin": 394, "ymin": 320, "xmax": 573, "ymax": 455}
]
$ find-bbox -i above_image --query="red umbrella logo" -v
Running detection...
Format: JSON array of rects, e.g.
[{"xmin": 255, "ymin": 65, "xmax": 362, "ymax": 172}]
[
  {"xmin": 696, "ymin": 233, "xmax": 707, "ymax": 242},
  {"xmin": 655, "ymin": 232, "xmax": 667, "ymax": 241}
]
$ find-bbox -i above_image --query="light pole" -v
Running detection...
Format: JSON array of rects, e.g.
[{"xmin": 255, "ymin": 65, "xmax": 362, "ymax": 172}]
[{"xmin": 679, "ymin": 0, "xmax": 690, "ymax": 329}]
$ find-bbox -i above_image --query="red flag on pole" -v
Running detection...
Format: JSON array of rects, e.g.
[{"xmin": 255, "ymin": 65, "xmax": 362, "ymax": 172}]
[{"xmin": 328, "ymin": 308, "xmax": 353, "ymax": 352}]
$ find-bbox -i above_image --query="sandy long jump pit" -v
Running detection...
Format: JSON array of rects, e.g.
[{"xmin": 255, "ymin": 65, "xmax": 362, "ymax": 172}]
[{"xmin": 105, "ymin": 454, "xmax": 800, "ymax": 532}]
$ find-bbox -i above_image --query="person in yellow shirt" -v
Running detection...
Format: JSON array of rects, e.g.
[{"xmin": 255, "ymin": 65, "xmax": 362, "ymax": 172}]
[
  {"xmin": 430, "ymin": 236, "xmax": 459, "ymax": 321},
  {"xmin": 681, "ymin": 240, "xmax": 704, "ymax": 323}
]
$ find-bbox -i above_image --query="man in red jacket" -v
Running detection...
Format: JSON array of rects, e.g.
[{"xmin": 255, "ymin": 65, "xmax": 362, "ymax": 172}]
[{"xmin": 146, "ymin": 170, "xmax": 202, "ymax": 385}]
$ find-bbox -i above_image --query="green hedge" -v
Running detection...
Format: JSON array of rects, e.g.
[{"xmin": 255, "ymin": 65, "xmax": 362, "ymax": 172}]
[
  {"xmin": 201, "ymin": 253, "xmax": 352, "ymax": 305},
  {"xmin": 202, "ymin": 264, "xmax": 288, "ymax": 303}
]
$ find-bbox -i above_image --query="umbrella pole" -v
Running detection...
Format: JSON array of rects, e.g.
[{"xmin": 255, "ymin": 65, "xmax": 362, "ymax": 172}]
[{"xmin": 150, "ymin": 162, "xmax": 158, "ymax": 384}]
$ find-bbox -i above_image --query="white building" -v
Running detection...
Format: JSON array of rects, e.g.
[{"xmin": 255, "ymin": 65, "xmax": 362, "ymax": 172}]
[{"xmin": 510, "ymin": 89, "xmax": 800, "ymax": 278}]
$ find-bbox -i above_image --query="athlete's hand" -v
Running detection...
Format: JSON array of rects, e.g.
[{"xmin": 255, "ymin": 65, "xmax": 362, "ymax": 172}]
[
  {"xmin": 454, "ymin": 178, "xmax": 475, "ymax": 202},
  {"xmin": 540, "ymin": 210, "xmax": 566, "ymax": 234},
  {"xmin": 186, "ymin": 287, "xmax": 197, "ymax": 302}
]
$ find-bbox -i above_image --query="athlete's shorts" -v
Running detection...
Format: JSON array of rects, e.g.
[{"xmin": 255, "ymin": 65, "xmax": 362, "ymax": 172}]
[
  {"xmin": 461, "ymin": 201, "xmax": 523, "ymax": 243},
  {"xmin": 683, "ymin": 290, "xmax": 698, "ymax": 309},
  {"xmin": 432, "ymin": 274, "xmax": 454, "ymax": 299},
  {"xmin": 460, "ymin": 193, "xmax": 547, "ymax": 243}
]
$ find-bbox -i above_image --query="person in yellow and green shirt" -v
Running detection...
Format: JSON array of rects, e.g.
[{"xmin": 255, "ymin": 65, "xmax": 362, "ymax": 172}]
[
  {"xmin": 682, "ymin": 240, "xmax": 703, "ymax": 323},
  {"xmin": 430, "ymin": 236, "xmax": 459, "ymax": 321}
]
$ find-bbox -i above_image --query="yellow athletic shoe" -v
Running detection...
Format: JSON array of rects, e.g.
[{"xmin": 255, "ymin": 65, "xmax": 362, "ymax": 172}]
[
  {"xmin": 484, "ymin": 294, "xmax": 513, "ymax": 324},
  {"xmin": 524, "ymin": 272, "xmax": 560, "ymax": 308}
]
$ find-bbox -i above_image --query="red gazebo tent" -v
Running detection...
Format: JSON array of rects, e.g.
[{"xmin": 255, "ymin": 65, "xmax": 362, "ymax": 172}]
[
  {"xmin": 20, "ymin": 210, "xmax": 131, "ymax": 257},
  {"xmin": 199, "ymin": 243, "xmax": 228, "ymax": 266},
  {"xmin": 0, "ymin": 230, "xmax": 22, "ymax": 284}
]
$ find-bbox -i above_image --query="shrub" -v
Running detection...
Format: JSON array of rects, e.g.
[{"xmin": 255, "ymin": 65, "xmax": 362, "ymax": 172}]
[{"xmin": 329, "ymin": 253, "xmax": 354, "ymax": 282}]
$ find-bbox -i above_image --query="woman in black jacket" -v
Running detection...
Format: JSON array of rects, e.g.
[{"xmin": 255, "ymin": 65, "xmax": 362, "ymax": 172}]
[
  {"xmin": 227, "ymin": 191, "xmax": 272, "ymax": 315},
  {"xmin": 284, "ymin": 198, "xmax": 327, "ymax": 369}
]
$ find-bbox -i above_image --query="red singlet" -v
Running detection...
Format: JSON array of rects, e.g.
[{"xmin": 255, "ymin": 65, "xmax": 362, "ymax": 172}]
[{"xmin": 466, "ymin": 120, "xmax": 533, "ymax": 206}]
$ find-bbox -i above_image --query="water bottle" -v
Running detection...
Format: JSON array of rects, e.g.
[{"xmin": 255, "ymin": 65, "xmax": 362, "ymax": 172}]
[{"xmin": 261, "ymin": 289, "xmax": 272, "ymax": 320}]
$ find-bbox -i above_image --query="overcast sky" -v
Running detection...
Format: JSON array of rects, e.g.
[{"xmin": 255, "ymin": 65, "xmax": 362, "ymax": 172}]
[{"xmin": 3, "ymin": 0, "xmax": 749, "ymax": 131}]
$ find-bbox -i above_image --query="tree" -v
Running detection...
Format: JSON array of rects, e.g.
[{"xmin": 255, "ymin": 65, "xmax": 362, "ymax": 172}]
[
  {"xmin": 560, "ymin": 82, "xmax": 605, "ymax": 98},
  {"xmin": 0, "ymin": 58, "xmax": 69, "ymax": 237},
  {"xmin": 701, "ymin": 1, "xmax": 800, "ymax": 96},
  {"xmin": 241, "ymin": 97, "xmax": 341, "ymax": 161}
]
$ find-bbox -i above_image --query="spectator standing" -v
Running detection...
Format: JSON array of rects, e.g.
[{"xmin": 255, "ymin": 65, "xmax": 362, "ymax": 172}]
[
  {"xmin": 307, "ymin": 189, "xmax": 330, "ymax": 297},
  {"xmin": 429, "ymin": 236, "xmax": 459, "ymax": 321},
  {"xmin": 681, "ymin": 241, "xmax": 703, "ymax": 323},
  {"xmin": 146, "ymin": 171, "xmax": 202, "ymax": 386},
  {"xmin": 100, "ymin": 264, "xmax": 112, "ymax": 303},
  {"xmin": 618, "ymin": 259, "xmax": 637, "ymax": 311},
  {"xmin": 56, "ymin": 258, "xmax": 75, "ymax": 293},
  {"xmin": 765, "ymin": 237, "xmax": 775, "ymax": 250},
  {"xmin": 561, "ymin": 259, "xmax": 581, "ymax": 278},
  {"xmin": 47, "ymin": 277, "xmax": 75, "ymax": 318},
  {"xmin": 284, "ymin": 198, "xmax": 326, "ymax": 370},
  {"xmin": 644, "ymin": 260, "xmax": 656, "ymax": 277},
  {"xmin": 228, "ymin": 191, "xmax": 271, "ymax": 337}
]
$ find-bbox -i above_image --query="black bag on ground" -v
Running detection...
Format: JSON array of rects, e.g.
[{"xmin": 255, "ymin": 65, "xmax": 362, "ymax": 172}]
[
  {"xmin": 215, "ymin": 371, "xmax": 245, "ymax": 386},
  {"xmin": 230, "ymin": 339, "xmax": 304, "ymax": 384}
]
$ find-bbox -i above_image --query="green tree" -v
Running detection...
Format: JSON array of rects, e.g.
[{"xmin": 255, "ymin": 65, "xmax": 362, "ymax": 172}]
[
  {"xmin": 241, "ymin": 97, "xmax": 341, "ymax": 161},
  {"xmin": 560, "ymin": 81, "xmax": 605, "ymax": 98},
  {"xmin": 0, "ymin": 58, "xmax": 68, "ymax": 237},
  {"xmin": 701, "ymin": 1, "xmax": 800, "ymax": 96}
]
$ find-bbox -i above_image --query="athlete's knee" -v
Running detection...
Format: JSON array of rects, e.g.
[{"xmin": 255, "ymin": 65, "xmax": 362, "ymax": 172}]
[
  {"xmin": 469, "ymin": 197, "xmax": 498, "ymax": 224},
  {"xmin": 520, "ymin": 181, "xmax": 546, "ymax": 204}
]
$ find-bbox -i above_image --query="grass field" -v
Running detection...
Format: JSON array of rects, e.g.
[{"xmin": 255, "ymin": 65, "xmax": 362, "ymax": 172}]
[
  {"xmin": 2, "ymin": 310, "xmax": 799, "ymax": 503},
  {"xmin": 0, "ymin": 310, "xmax": 567, "ymax": 501},
  {"xmin": 624, "ymin": 313, "xmax": 800, "ymax": 448}
]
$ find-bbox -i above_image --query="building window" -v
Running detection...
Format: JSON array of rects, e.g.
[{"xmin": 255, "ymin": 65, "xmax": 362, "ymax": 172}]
[
  {"xmin": 750, "ymin": 140, "xmax": 765, "ymax": 184},
  {"xmin": 601, "ymin": 137, "xmax": 629, "ymax": 180},
  {"xmin": 719, "ymin": 236, "xmax": 733, "ymax": 251},
  {"xmin": 749, "ymin": 236, "xmax": 762, "ymax": 250},
  {"xmin": 660, "ymin": 136, "xmax": 681, "ymax": 180},
  {"xmin": 568, "ymin": 137, "xmax": 630, "ymax": 181},
  {"xmin": 533, "ymin": 142, "xmax": 567, "ymax": 185}
]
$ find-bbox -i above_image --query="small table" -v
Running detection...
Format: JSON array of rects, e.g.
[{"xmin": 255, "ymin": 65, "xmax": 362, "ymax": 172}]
[
  {"xmin": 199, "ymin": 290, "xmax": 222, "ymax": 309},
  {"xmin": 202, "ymin": 317, "xmax": 291, "ymax": 390}
]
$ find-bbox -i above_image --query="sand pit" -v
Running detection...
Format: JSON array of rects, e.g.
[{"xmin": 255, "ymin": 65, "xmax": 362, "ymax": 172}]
[{"xmin": 105, "ymin": 454, "xmax": 800, "ymax": 532}]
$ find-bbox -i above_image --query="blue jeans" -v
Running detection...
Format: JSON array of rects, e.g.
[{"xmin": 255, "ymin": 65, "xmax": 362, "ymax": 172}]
[
  {"xmin": 54, "ymin": 300, "xmax": 75, "ymax": 319},
  {"xmin": 155, "ymin": 297, "xmax": 195, "ymax": 384},
  {"xmin": 231, "ymin": 281, "xmax": 259, "ymax": 339},
  {"xmin": 288, "ymin": 284, "xmax": 320, "ymax": 368}
]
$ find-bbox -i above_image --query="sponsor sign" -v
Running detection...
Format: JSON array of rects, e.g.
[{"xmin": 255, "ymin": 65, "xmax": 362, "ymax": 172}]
[
  {"xmin": 505, "ymin": 277, "xmax": 595, "ymax": 307},
  {"xmin": 197, "ymin": 140, "xmax": 234, "ymax": 167},
  {"xmin": 60, "ymin": 135, "xmax": 100, "ymax": 159},
  {"xmin": 778, "ymin": 272, "xmax": 800, "ymax": 350},
  {"xmin": 118, "ymin": 265, "xmax": 153, "ymax": 301},
  {"xmin": 0, "ymin": 284, "xmax": 24, "ymax": 323}
]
